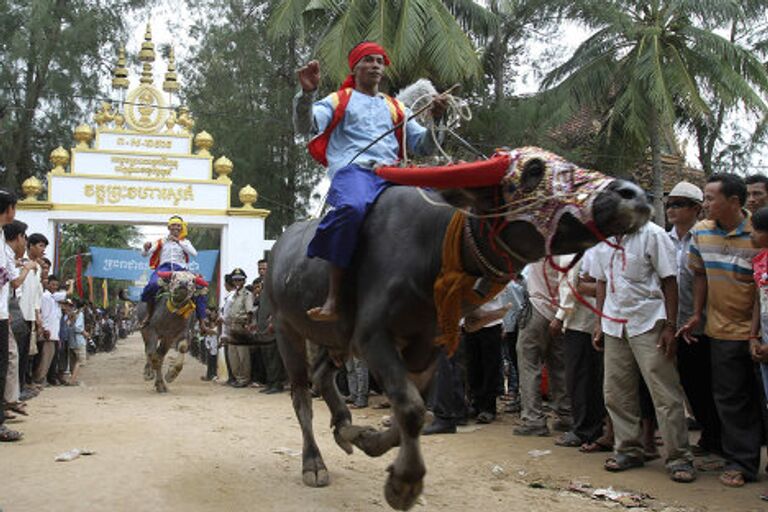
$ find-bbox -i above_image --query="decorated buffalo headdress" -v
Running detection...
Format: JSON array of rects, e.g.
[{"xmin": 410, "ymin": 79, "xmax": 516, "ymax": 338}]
[{"xmin": 376, "ymin": 146, "xmax": 613, "ymax": 252}]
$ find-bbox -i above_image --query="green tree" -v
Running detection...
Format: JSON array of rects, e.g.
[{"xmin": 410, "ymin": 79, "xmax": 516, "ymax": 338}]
[
  {"xmin": 0, "ymin": 0, "xmax": 148, "ymax": 193},
  {"xmin": 540, "ymin": 0, "xmax": 768, "ymax": 221},
  {"xmin": 183, "ymin": 0, "xmax": 320, "ymax": 237},
  {"xmin": 269, "ymin": 0, "xmax": 495, "ymax": 91}
]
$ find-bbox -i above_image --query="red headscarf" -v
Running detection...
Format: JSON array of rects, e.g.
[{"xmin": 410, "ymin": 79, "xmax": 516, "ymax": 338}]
[{"xmin": 340, "ymin": 42, "xmax": 391, "ymax": 89}]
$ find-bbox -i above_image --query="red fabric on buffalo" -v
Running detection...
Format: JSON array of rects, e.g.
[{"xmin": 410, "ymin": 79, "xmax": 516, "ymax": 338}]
[{"xmin": 376, "ymin": 153, "xmax": 511, "ymax": 189}]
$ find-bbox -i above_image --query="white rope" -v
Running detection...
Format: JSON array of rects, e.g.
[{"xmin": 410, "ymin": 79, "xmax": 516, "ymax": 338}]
[{"xmin": 402, "ymin": 91, "xmax": 472, "ymax": 166}]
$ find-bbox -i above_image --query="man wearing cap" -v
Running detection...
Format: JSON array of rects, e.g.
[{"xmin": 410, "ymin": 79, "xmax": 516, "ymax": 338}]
[
  {"xmin": 666, "ymin": 182, "xmax": 722, "ymax": 456},
  {"xmin": 140, "ymin": 215, "xmax": 201, "ymax": 327},
  {"xmin": 294, "ymin": 41, "xmax": 447, "ymax": 321},
  {"xmin": 222, "ymin": 268, "xmax": 254, "ymax": 388}
]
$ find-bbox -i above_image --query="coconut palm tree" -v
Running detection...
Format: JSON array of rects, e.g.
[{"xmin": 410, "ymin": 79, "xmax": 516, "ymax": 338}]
[
  {"xmin": 269, "ymin": 0, "xmax": 496, "ymax": 90},
  {"xmin": 539, "ymin": 0, "xmax": 768, "ymax": 222}
]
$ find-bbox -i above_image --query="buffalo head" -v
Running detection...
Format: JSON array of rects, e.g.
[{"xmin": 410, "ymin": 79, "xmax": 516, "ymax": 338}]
[
  {"xmin": 377, "ymin": 146, "xmax": 650, "ymax": 262},
  {"xmin": 158, "ymin": 270, "xmax": 197, "ymax": 304}
]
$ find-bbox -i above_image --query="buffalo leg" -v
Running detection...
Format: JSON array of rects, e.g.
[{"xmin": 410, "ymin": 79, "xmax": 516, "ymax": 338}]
[
  {"xmin": 153, "ymin": 338, "xmax": 172, "ymax": 393},
  {"xmin": 143, "ymin": 330, "xmax": 158, "ymax": 381},
  {"xmin": 277, "ymin": 325, "xmax": 329, "ymax": 487},
  {"xmin": 166, "ymin": 338, "xmax": 187, "ymax": 383},
  {"xmin": 312, "ymin": 350, "xmax": 354, "ymax": 454},
  {"xmin": 357, "ymin": 330, "xmax": 426, "ymax": 511}
]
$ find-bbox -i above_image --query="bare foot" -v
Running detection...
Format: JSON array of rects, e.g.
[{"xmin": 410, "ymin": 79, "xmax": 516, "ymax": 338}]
[{"xmin": 307, "ymin": 306, "xmax": 338, "ymax": 322}]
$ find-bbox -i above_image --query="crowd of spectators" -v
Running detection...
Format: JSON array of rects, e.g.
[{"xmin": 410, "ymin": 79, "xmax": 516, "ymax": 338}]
[
  {"xmin": 420, "ymin": 173, "xmax": 768, "ymax": 501},
  {"xmin": 0, "ymin": 189, "xmax": 130, "ymax": 441}
]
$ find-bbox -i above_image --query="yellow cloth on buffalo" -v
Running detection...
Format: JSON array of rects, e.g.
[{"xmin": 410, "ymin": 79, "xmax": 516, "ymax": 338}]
[
  {"xmin": 433, "ymin": 212, "xmax": 506, "ymax": 356},
  {"xmin": 166, "ymin": 298, "xmax": 196, "ymax": 319}
]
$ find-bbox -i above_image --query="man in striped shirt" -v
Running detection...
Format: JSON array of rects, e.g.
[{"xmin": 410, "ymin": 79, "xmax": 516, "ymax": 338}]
[{"xmin": 679, "ymin": 173, "xmax": 762, "ymax": 488}]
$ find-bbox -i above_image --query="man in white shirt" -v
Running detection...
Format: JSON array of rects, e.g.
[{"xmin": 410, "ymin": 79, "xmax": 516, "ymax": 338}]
[
  {"xmin": 590, "ymin": 221, "xmax": 695, "ymax": 483},
  {"xmin": 33, "ymin": 275, "xmax": 69, "ymax": 385},
  {"xmin": 464, "ymin": 293, "xmax": 511, "ymax": 424},
  {"xmin": 550, "ymin": 248, "xmax": 607, "ymax": 450},
  {"xmin": 514, "ymin": 260, "xmax": 571, "ymax": 437},
  {"xmin": 0, "ymin": 189, "xmax": 20, "ymax": 441},
  {"xmin": 16, "ymin": 232, "xmax": 47, "ymax": 398},
  {"xmin": 140, "ymin": 215, "xmax": 199, "ymax": 327},
  {"xmin": 3, "ymin": 221, "xmax": 37, "ymax": 412}
]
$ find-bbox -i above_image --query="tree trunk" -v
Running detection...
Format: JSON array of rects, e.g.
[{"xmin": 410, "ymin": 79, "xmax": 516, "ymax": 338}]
[{"xmin": 650, "ymin": 109, "xmax": 664, "ymax": 225}]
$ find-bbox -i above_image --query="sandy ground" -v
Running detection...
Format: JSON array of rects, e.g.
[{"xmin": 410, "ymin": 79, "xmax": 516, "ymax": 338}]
[{"xmin": 1, "ymin": 334, "xmax": 767, "ymax": 512}]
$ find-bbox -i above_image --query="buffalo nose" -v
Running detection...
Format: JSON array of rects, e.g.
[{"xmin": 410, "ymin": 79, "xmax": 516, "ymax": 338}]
[{"xmin": 608, "ymin": 179, "xmax": 645, "ymax": 202}]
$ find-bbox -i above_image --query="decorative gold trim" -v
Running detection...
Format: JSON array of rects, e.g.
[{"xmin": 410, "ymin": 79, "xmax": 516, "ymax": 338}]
[
  {"xmin": 51, "ymin": 170, "xmax": 225, "ymax": 186},
  {"xmin": 72, "ymin": 147, "xmax": 213, "ymax": 161},
  {"xmin": 47, "ymin": 172, "xmax": 231, "ymax": 207},
  {"xmin": 125, "ymin": 84, "xmax": 168, "ymax": 133},
  {"xmin": 50, "ymin": 203, "xmax": 230, "ymax": 216},
  {"xmin": 226, "ymin": 208, "xmax": 271, "ymax": 219},
  {"xmin": 96, "ymin": 128, "xmax": 192, "ymax": 140},
  {"xmin": 17, "ymin": 202, "xmax": 53, "ymax": 211}
]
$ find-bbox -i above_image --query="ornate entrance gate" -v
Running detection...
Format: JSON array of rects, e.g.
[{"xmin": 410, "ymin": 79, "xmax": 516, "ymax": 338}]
[{"xmin": 17, "ymin": 24, "xmax": 272, "ymax": 299}]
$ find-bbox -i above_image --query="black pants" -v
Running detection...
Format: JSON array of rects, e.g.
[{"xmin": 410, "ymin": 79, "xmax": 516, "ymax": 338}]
[
  {"xmin": 0, "ymin": 319, "xmax": 9, "ymax": 426},
  {"xmin": 564, "ymin": 329, "xmax": 605, "ymax": 443},
  {"xmin": 502, "ymin": 330, "xmax": 519, "ymax": 395},
  {"xmin": 466, "ymin": 324, "xmax": 502, "ymax": 416},
  {"xmin": 251, "ymin": 345, "xmax": 266, "ymax": 385},
  {"xmin": 677, "ymin": 335, "xmax": 722, "ymax": 453},
  {"xmin": 710, "ymin": 339, "xmax": 763, "ymax": 480},
  {"xmin": 224, "ymin": 345, "xmax": 234, "ymax": 382},
  {"xmin": 15, "ymin": 323, "xmax": 31, "ymax": 388},
  {"xmin": 206, "ymin": 353, "xmax": 217, "ymax": 380},
  {"xmin": 430, "ymin": 344, "xmax": 467, "ymax": 422},
  {"xmin": 260, "ymin": 341, "xmax": 285, "ymax": 387}
]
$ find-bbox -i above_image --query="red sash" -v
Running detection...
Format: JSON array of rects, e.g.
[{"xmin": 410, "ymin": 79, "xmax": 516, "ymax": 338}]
[{"xmin": 307, "ymin": 88, "xmax": 406, "ymax": 167}]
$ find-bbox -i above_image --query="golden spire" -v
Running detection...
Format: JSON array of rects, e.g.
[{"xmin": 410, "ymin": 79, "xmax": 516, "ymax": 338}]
[
  {"xmin": 162, "ymin": 47, "xmax": 180, "ymax": 93},
  {"xmin": 139, "ymin": 23, "xmax": 155, "ymax": 85},
  {"xmin": 112, "ymin": 46, "xmax": 129, "ymax": 90}
]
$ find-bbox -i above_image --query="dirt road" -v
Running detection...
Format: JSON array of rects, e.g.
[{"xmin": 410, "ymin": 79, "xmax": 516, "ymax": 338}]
[{"xmin": 1, "ymin": 334, "xmax": 764, "ymax": 511}]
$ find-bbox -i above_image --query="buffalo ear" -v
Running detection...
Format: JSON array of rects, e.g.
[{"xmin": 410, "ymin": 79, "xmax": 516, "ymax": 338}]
[{"xmin": 438, "ymin": 186, "xmax": 499, "ymax": 213}]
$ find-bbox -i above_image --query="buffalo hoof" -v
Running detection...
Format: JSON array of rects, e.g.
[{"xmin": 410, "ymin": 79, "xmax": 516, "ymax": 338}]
[
  {"xmin": 384, "ymin": 467, "xmax": 423, "ymax": 511},
  {"xmin": 302, "ymin": 459, "xmax": 329, "ymax": 487},
  {"xmin": 143, "ymin": 364, "xmax": 154, "ymax": 381},
  {"xmin": 339, "ymin": 425, "xmax": 390, "ymax": 457},
  {"xmin": 165, "ymin": 367, "xmax": 180, "ymax": 383},
  {"xmin": 155, "ymin": 382, "xmax": 168, "ymax": 393},
  {"xmin": 333, "ymin": 426, "xmax": 354, "ymax": 455}
]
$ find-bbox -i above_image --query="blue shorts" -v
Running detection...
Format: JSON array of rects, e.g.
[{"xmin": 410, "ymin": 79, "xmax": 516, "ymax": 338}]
[{"xmin": 307, "ymin": 164, "xmax": 390, "ymax": 268}]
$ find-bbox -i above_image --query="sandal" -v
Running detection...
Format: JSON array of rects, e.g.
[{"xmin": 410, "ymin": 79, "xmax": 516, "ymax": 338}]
[
  {"xmin": 604, "ymin": 453, "xmax": 644, "ymax": 472},
  {"xmin": 669, "ymin": 463, "xmax": 696, "ymax": 483},
  {"xmin": 719, "ymin": 470, "xmax": 745, "ymax": 488},
  {"xmin": 4, "ymin": 411, "xmax": 17, "ymax": 421},
  {"xmin": 6, "ymin": 402, "xmax": 28, "ymax": 416},
  {"xmin": 555, "ymin": 431, "xmax": 583, "ymax": 447},
  {"xmin": 580, "ymin": 440, "xmax": 612, "ymax": 453},
  {"xmin": 0, "ymin": 425, "xmax": 23, "ymax": 442}
]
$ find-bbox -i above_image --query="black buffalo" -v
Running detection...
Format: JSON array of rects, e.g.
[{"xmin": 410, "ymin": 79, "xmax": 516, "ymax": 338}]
[{"xmin": 267, "ymin": 148, "xmax": 650, "ymax": 510}]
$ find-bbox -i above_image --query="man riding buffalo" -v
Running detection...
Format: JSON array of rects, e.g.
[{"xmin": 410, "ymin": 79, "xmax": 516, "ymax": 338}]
[
  {"xmin": 294, "ymin": 41, "xmax": 448, "ymax": 322},
  {"xmin": 140, "ymin": 215, "xmax": 206, "ymax": 329}
]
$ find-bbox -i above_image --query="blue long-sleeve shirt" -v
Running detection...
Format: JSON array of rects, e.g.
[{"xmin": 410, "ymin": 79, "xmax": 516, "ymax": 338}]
[{"xmin": 294, "ymin": 89, "xmax": 437, "ymax": 177}]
